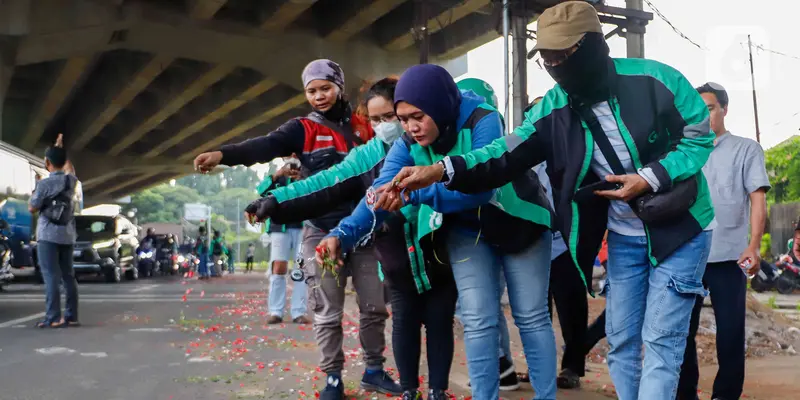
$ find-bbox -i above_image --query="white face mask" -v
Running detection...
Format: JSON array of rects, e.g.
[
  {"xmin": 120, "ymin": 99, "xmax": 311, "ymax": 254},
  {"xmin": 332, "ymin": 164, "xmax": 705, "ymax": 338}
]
[{"xmin": 373, "ymin": 121, "xmax": 404, "ymax": 144}]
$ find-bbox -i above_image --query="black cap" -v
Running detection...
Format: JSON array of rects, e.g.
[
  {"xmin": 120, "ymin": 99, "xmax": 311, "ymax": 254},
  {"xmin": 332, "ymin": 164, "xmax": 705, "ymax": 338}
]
[
  {"xmin": 697, "ymin": 82, "xmax": 729, "ymax": 108},
  {"xmin": 44, "ymin": 146, "xmax": 67, "ymax": 168}
]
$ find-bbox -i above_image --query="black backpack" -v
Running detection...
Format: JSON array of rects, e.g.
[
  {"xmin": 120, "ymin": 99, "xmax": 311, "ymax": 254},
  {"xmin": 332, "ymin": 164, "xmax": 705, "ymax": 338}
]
[{"xmin": 41, "ymin": 176, "xmax": 74, "ymax": 226}]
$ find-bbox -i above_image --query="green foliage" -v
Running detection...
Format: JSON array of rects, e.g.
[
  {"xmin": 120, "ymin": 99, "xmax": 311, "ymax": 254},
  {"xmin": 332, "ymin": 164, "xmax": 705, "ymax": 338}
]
[
  {"xmin": 761, "ymin": 233, "xmax": 772, "ymax": 260},
  {"xmin": 767, "ymin": 294, "xmax": 778, "ymax": 309},
  {"xmin": 765, "ymin": 136, "xmax": 800, "ymax": 204}
]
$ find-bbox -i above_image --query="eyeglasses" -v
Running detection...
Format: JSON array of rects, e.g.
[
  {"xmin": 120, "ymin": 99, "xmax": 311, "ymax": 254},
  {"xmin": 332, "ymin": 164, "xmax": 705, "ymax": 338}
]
[
  {"xmin": 369, "ymin": 113, "xmax": 398, "ymax": 125},
  {"xmin": 541, "ymin": 36, "xmax": 586, "ymax": 67}
]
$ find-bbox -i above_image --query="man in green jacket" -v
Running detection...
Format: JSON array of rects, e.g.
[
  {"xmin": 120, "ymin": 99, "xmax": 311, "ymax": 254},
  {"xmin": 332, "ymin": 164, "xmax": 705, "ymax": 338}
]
[{"xmin": 385, "ymin": 2, "xmax": 715, "ymax": 399}]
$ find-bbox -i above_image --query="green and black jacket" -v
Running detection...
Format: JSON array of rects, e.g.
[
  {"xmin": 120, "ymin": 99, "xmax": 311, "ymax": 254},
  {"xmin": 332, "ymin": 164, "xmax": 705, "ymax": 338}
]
[
  {"xmin": 256, "ymin": 175, "xmax": 303, "ymax": 233},
  {"xmin": 443, "ymin": 58, "xmax": 715, "ymax": 287},
  {"xmin": 264, "ymin": 138, "xmax": 441, "ymax": 293}
]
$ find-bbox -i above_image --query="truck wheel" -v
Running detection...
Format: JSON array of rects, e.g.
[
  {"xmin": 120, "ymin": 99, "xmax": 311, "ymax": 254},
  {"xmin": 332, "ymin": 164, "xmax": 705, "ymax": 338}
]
[
  {"xmin": 126, "ymin": 265, "xmax": 139, "ymax": 280},
  {"xmin": 105, "ymin": 266, "xmax": 122, "ymax": 283}
]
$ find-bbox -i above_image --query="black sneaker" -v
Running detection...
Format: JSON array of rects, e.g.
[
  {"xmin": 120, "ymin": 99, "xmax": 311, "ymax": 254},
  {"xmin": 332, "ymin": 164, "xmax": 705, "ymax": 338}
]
[
  {"xmin": 467, "ymin": 356, "xmax": 520, "ymax": 390},
  {"xmin": 360, "ymin": 369, "xmax": 402, "ymax": 395},
  {"xmin": 402, "ymin": 390, "xmax": 421, "ymax": 400},
  {"xmin": 427, "ymin": 389, "xmax": 448, "ymax": 400},
  {"xmin": 320, "ymin": 374, "xmax": 344, "ymax": 400},
  {"xmin": 499, "ymin": 356, "xmax": 515, "ymax": 378},
  {"xmin": 556, "ymin": 368, "xmax": 581, "ymax": 389},
  {"xmin": 499, "ymin": 370, "xmax": 520, "ymax": 391}
]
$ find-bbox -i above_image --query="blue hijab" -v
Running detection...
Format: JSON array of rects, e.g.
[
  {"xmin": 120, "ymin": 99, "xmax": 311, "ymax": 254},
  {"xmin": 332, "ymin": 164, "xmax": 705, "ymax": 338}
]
[{"xmin": 394, "ymin": 64, "xmax": 462, "ymax": 154}]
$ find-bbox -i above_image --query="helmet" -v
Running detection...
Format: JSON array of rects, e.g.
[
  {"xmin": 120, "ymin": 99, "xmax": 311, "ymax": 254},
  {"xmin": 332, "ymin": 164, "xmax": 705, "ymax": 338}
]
[
  {"xmin": 147, "ymin": 227, "xmax": 155, "ymax": 235},
  {"xmin": 456, "ymin": 78, "xmax": 498, "ymax": 110}
]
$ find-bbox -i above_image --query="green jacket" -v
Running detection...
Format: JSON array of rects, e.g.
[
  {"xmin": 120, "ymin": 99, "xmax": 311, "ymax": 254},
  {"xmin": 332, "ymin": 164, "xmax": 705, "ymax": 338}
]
[
  {"xmin": 442, "ymin": 58, "xmax": 715, "ymax": 281},
  {"xmin": 264, "ymin": 138, "xmax": 436, "ymax": 294}
]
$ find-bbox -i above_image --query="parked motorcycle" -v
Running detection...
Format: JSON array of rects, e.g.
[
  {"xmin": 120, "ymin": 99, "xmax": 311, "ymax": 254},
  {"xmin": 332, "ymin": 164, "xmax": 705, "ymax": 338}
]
[
  {"xmin": 750, "ymin": 259, "xmax": 782, "ymax": 293},
  {"xmin": 775, "ymin": 254, "xmax": 800, "ymax": 295},
  {"xmin": 0, "ymin": 220, "xmax": 15, "ymax": 290}
]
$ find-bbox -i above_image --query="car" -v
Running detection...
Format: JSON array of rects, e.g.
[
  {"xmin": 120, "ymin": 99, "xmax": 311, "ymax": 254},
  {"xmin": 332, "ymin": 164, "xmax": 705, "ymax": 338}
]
[{"xmin": 72, "ymin": 214, "xmax": 139, "ymax": 282}]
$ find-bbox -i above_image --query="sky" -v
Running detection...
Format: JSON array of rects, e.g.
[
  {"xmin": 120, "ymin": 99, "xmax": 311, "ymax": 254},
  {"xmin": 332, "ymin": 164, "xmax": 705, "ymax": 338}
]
[{"xmin": 457, "ymin": 0, "xmax": 800, "ymax": 150}]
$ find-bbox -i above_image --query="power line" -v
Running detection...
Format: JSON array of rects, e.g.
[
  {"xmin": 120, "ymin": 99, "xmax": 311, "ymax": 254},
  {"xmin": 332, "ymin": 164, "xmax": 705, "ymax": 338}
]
[
  {"xmin": 643, "ymin": 0, "xmax": 704, "ymax": 50},
  {"xmin": 753, "ymin": 43, "xmax": 800, "ymax": 61}
]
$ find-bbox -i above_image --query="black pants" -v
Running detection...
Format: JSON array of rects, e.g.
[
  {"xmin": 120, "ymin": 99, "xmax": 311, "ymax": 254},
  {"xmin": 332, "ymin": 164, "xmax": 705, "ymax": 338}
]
[
  {"xmin": 389, "ymin": 279, "xmax": 458, "ymax": 391},
  {"xmin": 245, "ymin": 256, "xmax": 254, "ymax": 272},
  {"xmin": 548, "ymin": 252, "xmax": 589, "ymax": 376},
  {"xmin": 584, "ymin": 309, "xmax": 606, "ymax": 353},
  {"xmin": 677, "ymin": 261, "xmax": 747, "ymax": 400}
]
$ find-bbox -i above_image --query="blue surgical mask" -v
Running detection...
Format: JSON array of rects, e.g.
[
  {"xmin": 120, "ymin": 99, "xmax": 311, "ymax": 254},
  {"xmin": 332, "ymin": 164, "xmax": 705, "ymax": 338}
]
[{"xmin": 373, "ymin": 121, "xmax": 404, "ymax": 144}]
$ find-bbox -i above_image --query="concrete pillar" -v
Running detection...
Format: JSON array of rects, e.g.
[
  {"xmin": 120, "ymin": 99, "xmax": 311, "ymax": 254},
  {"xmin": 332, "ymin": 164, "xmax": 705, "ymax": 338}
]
[
  {"xmin": 511, "ymin": 14, "xmax": 529, "ymax": 128},
  {"xmin": 625, "ymin": 0, "xmax": 645, "ymax": 58},
  {"xmin": 0, "ymin": 44, "xmax": 14, "ymax": 142}
]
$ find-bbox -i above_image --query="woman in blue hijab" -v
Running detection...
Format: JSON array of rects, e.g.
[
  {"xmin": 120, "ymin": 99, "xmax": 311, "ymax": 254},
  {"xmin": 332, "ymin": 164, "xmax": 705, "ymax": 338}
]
[{"xmin": 316, "ymin": 64, "xmax": 558, "ymax": 400}]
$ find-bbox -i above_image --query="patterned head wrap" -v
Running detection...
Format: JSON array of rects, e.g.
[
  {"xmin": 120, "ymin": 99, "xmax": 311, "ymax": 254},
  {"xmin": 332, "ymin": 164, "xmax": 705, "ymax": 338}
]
[{"xmin": 302, "ymin": 59, "xmax": 345, "ymax": 90}]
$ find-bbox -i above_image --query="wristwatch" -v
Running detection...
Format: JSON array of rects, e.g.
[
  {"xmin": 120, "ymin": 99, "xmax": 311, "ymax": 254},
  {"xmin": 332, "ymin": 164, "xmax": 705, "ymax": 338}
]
[{"xmin": 436, "ymin": 159, "xmax": 448, "ymax": 183}]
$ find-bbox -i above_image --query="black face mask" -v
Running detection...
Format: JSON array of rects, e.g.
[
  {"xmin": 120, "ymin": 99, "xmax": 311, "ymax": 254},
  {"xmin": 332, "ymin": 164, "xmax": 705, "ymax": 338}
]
[
  {"xmin": 545, "ymin": 33, "xmax": 611, "ymax": 105},
  {"xmin": 318, "ymin": 95, "xmax": 351, "ymax": 123}
]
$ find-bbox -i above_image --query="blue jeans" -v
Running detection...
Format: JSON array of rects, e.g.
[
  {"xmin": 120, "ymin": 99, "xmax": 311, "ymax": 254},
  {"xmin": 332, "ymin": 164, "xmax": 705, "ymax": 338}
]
[
  {"xmin": 268, "ymin": 229, "xmax": 307, "ymax": 319},
  {"xmin": 37, "ymin": 241, "xmax": 79, "ymax": 323},
  {"xmin": 604, "ymin": 231, "xmax": 711, "ymax": 400},
  {"xmin": 455, "ymin": 273, "xmax": 513, "ymax": 362},
  {"xmin": 447, "ymin": 230, "xmax": 556, "ymax": 400},
  {"xmin": 197, "ymin": 253, "xmax": 209, "ymax": 277}
]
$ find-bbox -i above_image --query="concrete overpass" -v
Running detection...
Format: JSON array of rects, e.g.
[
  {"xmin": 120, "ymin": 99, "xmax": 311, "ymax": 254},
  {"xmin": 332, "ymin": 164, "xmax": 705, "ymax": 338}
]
[{"xmin": 0, "ymin": 0, "xmax": 651, "ymax": 204}]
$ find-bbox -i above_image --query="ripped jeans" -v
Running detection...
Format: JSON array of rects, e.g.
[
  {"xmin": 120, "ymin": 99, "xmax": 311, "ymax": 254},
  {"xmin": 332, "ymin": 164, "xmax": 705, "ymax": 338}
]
[{"xmin": 604, "ymin": 230, "xmax": 711, "ymax": 400}]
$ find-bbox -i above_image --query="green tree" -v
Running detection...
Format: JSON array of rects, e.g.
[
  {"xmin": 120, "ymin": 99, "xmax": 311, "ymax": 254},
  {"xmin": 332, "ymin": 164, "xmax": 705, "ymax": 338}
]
[
  {"xmin": 176, "ymin": 174, "xmax": 222, "ymax": 196},
  {"xmin": 127, "ymin": 188, "xmax": 166, "ymax": 223},
  {"xmin": 765, "ymin": 136, "xmax": 800, "ymax": 204},
  {"xmin": 222, "ymin": 166, "xmax": 261, "ymax": 190}
]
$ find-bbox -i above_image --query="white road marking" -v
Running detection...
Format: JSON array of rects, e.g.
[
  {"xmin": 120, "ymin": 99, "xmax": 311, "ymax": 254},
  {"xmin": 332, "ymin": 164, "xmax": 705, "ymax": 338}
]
[
  {"xmin": 36, "ymin": 347, "xmax": 76, "ymax": 355},
  {"xmin": 80, "ymin": 352, "xmax": 108, "ymax": 358},
  {"xmin": 129, "ymin": 328, "xmax": 171, "ymax": 332},
  {"xmin": 130, "ymin": 284, "xmax": 160, "ymax": 293},
  {"xmin": 0, "ymin": 298, "xmax": 230, "ymax": 304},
  {"xmin": 0, "ymin": 312, "xmax": 46, "ymax": 328},
  {"xmin": 187, "ymin": 356, "xmax": 214, "ymax": 363}
]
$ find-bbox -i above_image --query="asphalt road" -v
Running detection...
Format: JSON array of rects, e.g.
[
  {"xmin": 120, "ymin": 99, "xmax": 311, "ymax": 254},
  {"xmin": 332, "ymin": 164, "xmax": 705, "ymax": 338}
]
[
  {"xmin": 0, "ymin": 274, "xmax": 331, "ymax": 400},
  {"xmin": 0, "ymin": 273, "xmax": 618, "ymax": 400}
]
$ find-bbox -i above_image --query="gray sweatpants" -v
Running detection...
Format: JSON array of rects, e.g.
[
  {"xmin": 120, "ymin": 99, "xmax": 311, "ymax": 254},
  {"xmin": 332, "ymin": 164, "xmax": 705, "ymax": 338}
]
[{"xmin": 301, "ymin": 226, "xmax": 388, "ymax": 374}]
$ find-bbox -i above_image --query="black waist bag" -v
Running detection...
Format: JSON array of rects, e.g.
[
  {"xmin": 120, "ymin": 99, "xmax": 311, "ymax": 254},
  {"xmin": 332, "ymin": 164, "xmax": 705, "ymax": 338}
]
[
  {"xmin": 41, "ymin": 177, "xmax": 74, "ymax": 226},
  {"xmin": 576, "ymin": 103, "xmax": 697, "ymax": 226}
]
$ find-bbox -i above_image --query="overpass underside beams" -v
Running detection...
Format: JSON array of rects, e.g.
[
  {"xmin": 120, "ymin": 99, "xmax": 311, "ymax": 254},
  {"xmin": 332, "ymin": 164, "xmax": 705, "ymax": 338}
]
[{"xmin": 0, "ymin": 0, "xmax": 642, "ymax": 200}]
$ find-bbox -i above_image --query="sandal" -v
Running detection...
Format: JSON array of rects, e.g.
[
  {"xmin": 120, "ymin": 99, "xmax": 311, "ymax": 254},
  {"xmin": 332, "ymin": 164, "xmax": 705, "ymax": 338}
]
[{"xmin": 35, "ymin": 320, "xmax": 66, "ymax": 329}]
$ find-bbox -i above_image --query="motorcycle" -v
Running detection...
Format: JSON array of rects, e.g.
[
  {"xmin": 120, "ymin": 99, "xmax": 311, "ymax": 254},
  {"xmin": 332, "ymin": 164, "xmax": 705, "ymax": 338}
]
[
  {"xmin": 775, "ymin": 254, "xmax": 800, "ymax": 295},
  {"xmin": 750, "ymin": 259, "xmax": 782, "ymax": 293},
  {"xmin": 157, "ymin": 246, "xmax": 178, "ymax": 275},
  {"xmin": 176, "ymin": 253, "xmax": 195, "ymax": 275},
  {"xmin": 0, "ymin": 220, "xmax": 15, "ymax": 290},
  {"xmin": 136, "ymin": 242, "xmax": 157, "ymax": 278}
]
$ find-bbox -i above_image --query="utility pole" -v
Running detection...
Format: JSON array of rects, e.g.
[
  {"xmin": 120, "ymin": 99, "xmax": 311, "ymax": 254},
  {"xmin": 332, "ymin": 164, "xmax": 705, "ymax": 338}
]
[
  {"xmin": 236, "ymin": 198, "xmax": 241, "ymax": 267},
  {"xmin": 502, "ymin": 0, "xmax": 510, "ymax": 132},
  {"xmin": 416, "ymin": 0, "xmax": 430, "ymax": 64},
  {"xmin": 747, "ymin": 34, "xmax": 762, "ymax": 144}
]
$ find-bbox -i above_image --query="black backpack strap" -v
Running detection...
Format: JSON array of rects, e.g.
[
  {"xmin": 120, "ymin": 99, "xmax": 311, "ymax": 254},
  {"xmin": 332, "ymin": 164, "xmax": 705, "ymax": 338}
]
[
  {"xmin": 575, "ymin": 106, "xmax": 626, "ymax": 176},
  {"xmin": 306, "ymin": 112, "xmax": 364, "ymax": 149}
]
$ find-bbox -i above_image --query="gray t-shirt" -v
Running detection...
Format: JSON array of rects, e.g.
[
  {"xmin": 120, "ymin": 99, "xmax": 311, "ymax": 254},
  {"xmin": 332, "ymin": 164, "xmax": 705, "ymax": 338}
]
[
  {"xmin": 29, "ymin": 171, "xmax": 77, "ymax": 245},
  {"xmin": 702, "ymin": 132, "xmax": 771, "ymax": 263}
]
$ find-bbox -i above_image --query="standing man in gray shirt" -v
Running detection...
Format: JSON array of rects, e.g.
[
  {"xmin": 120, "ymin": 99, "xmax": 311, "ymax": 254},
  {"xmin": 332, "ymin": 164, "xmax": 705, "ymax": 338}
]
[
  {"xmin": 28, "ymin": 146, "xmax": 79, "ymax": 328},
  {"xmin": 677, "ymin": 82, "xmax": 770, "ymax": 400}
]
